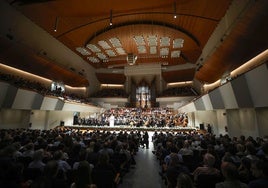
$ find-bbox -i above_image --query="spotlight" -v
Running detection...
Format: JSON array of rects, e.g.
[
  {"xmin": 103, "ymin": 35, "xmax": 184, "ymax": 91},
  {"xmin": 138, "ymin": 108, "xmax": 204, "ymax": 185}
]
[
  {"xmin": 173, "ymin": 1, "xmax": 177, "ymax": 19},
  {"xmin": 54, "ymin": 17, "xmax": 59, "ymax": 32},
  {"xmin": 110, "ymin": 10, "xmax": 113, "ymax": 26}
]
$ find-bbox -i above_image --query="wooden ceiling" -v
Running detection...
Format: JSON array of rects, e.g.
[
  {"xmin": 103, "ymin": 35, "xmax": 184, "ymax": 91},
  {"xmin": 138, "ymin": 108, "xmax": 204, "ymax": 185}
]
[{"xmin": 2, "ymin": 0, "xmax": 268, "ymax": 86}]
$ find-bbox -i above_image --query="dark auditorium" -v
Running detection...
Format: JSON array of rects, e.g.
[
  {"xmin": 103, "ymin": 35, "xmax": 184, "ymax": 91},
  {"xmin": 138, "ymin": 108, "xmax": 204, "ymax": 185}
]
[{"xmin": 1, "ymin": 1, "xmax": 268, "ymax": 188}]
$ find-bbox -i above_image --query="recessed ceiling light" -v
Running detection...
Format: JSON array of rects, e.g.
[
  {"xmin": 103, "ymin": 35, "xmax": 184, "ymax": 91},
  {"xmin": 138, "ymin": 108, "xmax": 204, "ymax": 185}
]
[
  {"xmin": 106, "ymin": 49, "xmax": 116, "ymax": 57},
  {"xmin": 150, "ymin": 46, "xmax": 157, "ymax": 54},
  {"xmin": 148, "ymin": 35, "xmax": 158, "ymax": 46},
  {"xmin": 134, "ymin": 36, "xmax": 145, "ymax": 46},
  {"xmin": 87, "ymin": 56, "xmax": 100, "ymax": 63},
  {"xmin": 98, "ymin": 40, "xmax": 111, "ymax": 49},
  {"xmin": 86, "ymin": 44, "xmax": 101, "ymax": 52},
  {"xmin": 173, "ymin": 38, "xmax": 184, "ymax": 48},
  {"xmin": 96, "ymin": 53, "xmax": 107, "ymax": 60},
  {"xmin": 160, "ymin": 48, "xmax": 169, "ymax": 56},
  {"xmin": 171, "ymin": 50, "xmax": 181, "ymax": 58},
  {"xmin": 109, "ymin": 37, "xmax": 122, "ymax": 47},
  {"xmin": 160, "ymin": 37, "xmax": 170, "ymax": 47},
  {"xmin": 115, "ymin": 47, "xmax": 126, "ymax": 55},
  {"xmin": 76, "ymin": 47, "xmax": 91, "ymax": 56},
  {"xmin": 137, "ymin": 46, "xmax": 146, "ymax": 54}
]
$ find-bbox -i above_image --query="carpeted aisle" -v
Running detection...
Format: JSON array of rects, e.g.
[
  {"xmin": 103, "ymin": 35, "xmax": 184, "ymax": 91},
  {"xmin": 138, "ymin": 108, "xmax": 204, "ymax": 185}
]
[{"xmin": 118, "ymin": 132, "xmax": 165, "ymax": 188}]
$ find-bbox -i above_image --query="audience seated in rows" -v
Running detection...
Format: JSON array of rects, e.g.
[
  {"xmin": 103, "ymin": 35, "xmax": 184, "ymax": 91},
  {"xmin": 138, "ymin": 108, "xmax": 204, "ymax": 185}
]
[
  {"xmin": 0, "ymin": 126, "xmax": 268, "ymax": 188},
  {"xmin": 90, "ymin": 88, "xmax": 128, "ymax": 98},
  {"xmin": 152, "ymin": 131, "xmax": 268, "ymax": 188},
  {"xmin": 159, "ymin": 86, "xmax": 198, "ymax": 97},
  {"xmin": 0, "ymin": 127, "xmax": 140, "ymax": 188}
]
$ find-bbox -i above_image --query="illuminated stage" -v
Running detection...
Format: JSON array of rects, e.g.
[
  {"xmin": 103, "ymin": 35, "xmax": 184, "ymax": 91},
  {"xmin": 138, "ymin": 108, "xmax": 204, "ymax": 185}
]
[{"xmin": 63, "ymin": 125, "xmax": 198, "ymax": 133}]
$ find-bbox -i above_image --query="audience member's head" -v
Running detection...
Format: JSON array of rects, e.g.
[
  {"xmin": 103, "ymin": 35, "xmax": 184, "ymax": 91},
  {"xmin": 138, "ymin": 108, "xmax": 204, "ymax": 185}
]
[
  {"xmin": 33, "ymin": 149, "xmax": 44, "ymax": 161},
  {"xmin": 203, "ymin": 153, "xmax": 215, "ymax": 167},
  {"xmin": 183, "ymin": 140, "xmax": 190, "ymax": 148},
  {"xmin": 246, "ymin": 142, "xmax": 256, "ymax": 155},
  {"xmin": 97, "ymin": 153, "xmax": 110, "ymax": 165},
  {"xmin": 169, "ymin": 153, "xmax": 183, "ymax": 166},
  {"xmin": 53, "ymin": 150, "xmax": 63, "ymax": 160},
  {"xmin": 75, "ymin": 161, "xmax": 93, "ymax": 188},
  {"xmin": 176, "ymin": 173, "xmax": 194, "ymax": 188},
  {"xmin": 262, "ymin": 142, "xmax": 268, "ymax": 156},
  {"xmin": 251, "ymin": 159, "xmax": 268, "ymax": 178},
  {"xmin": 221, "ymin": 161, "xmax": 239, "ymax": 180},
  {"xmin": 240, "ymin": 157, "xmax": 251, "ymax": 171},
  {"xmin": 236, "ymin": 144, "xmax": 245, "ymax": 153},
  {"xmin": 43, "ymin": 160, "xmax": 59, "ymax": 178}
]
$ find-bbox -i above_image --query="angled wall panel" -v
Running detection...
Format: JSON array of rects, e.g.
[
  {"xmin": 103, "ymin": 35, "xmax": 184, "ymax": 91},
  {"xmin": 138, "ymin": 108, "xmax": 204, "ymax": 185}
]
[
  {"xmin": 40, "ymin": 97, "xmax": 59, "ymax": 110},
  {"xmin": 194, "ymin": 97, "xmax": 205, "ymax": 110},
  {"xmin": 219, "ymin": 82, "xmax": 238, "ymax": 109},
  {"xmin": 12, "ymin": 89, "xmax": 37, "ymax": 109},
  {"xmin": 179, "ymin": 102, "xmax": 196, "ymax": 113},
  {"xmin": 55, "ymin": 99, "xmax": 64, "ymax": 110},
  {"xmin": 245, "ymin": 63, "xmax": 268, "ymax": 107},
  {"xmin": 231, "ymin": 75, "xmax": 253, "ymax": 108},
  {"xmin": 2, "ymin": 84, "xmax": 18, "ymax": 108},
  {"xmin": 0, "ymin": 82, "xmax": 9, "ymax": 108},
  {"xmin": 202, "ymin": 94, "xmax": 213, "ymax": 110},
  {"xmin": 32, "ymin": 93, "xmax": 44, "ymax": 109},
  {"xmin": 209, "ymin": 89, "xmax": 225, "ymax": 109}
]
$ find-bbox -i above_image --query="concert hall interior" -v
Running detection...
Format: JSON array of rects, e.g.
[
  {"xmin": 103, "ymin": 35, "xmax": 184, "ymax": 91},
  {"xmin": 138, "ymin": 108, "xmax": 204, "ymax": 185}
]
[{"xmin": 0, "ymin": 1, "xmax": 268, "ymax": 188}]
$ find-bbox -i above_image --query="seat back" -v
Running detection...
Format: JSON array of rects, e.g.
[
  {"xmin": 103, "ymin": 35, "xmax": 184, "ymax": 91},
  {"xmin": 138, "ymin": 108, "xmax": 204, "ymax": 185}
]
[
  {"xmin": 196, "ymin": 174, "xmax": 223, "ymax": 188},
  {"xmin": 92, "ymin": 169, "xmax": 116, "ymax": 188}
]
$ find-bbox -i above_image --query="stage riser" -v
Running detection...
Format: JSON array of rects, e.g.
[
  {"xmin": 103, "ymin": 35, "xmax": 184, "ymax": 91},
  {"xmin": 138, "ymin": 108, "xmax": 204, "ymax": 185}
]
[{"xmin": 63, "ymin": 125, "xmax": 197, "ymax": 133}]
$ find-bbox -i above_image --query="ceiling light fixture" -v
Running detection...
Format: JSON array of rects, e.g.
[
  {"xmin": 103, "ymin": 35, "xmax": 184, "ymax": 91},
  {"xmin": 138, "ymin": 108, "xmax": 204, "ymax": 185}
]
[
  {"xmin": 54, "ymin": 17, "xmax": 59, "ymax": 32},
  {"xmin": 173, "ymin": 1, "xmax": 177, "ymax": 19},
  {"xmin": 127, "ymin": 53, "xmax": 137, "ymax": 65},
  {"xmin": 110, "ymin": 9, "xmax": 113, "ymax": 26}
]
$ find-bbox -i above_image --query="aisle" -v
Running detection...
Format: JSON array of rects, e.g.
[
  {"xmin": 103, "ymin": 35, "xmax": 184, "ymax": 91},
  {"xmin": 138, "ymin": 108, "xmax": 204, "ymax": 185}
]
[{"xmin": 118, "ymin": 132, "xmax": 166, "ymax": 188}]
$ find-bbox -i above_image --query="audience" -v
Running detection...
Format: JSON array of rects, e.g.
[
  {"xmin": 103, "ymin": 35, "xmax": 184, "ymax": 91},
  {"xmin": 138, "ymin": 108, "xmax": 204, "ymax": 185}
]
[
  {"xmin": 176, "ymin": 173, "xmax": 195, "ymax": 188},
  {"xmin": 238, "ymin": 157, "xmax": 254, "ymax": 183},
  {"xmin": 70, "ymin": 160, "xmax": 96, "ymax": 188},
  {"xmin": 28, "ymin": 148, "xmax": 46, "ymax": 170},
  {"xmin": 215, "ymin": 161, "xmax": 248, "ymax": 188},
  {"xmin": 192, "ymin": 153, "xmax": 221, "ymax": 182},
  {"xmin": 92, "ymin": 153, "xmax": 117, "ymax": 188},
  {"xmin": 0, "ymin": 73, "xmax": 94, "ymax": 105},
  {"xmin": 159, "ymin": 86, "xmax": 198, "ymax": 97},
  {"xmin": 0, "ymin": 124, "xmax": 268, "ymax": 188},
  {"xmin": 165, "ymin": 153, "xmax": 190, "ymax": 188},
  {"xmin": 248, "ymin": 159, "xmax": 268, "ymax": 188}
]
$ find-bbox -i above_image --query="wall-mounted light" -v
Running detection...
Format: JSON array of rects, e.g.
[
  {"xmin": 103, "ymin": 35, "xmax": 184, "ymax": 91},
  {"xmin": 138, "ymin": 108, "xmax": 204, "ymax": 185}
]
[
  {"xmin": 54, "ymin": 17, "xmax": 59, "ymax": 32},
  {"xmin": 110, "ymin": 9, "xmax": 113, "ymax": 26}
]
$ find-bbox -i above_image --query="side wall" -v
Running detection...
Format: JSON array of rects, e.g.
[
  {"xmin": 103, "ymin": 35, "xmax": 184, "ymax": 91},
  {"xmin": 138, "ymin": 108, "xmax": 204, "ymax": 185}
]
[{"xmin": 179, "ymin": 63, "xmax": 268, "ymax": 138}]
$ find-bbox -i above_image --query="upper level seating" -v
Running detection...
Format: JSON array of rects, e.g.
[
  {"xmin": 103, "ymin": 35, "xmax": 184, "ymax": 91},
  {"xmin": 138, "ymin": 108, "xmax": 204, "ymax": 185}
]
[
  {"xmin": 90, "ymin": 88, "xmax": 129, "ymax": 98},
  {"xmin": 0, "ymin": 73, "xmax": 94, "ymax": 105},
  {"xmin": 159, "ymin": 86, "xmax": 199, "ymax": 97}
]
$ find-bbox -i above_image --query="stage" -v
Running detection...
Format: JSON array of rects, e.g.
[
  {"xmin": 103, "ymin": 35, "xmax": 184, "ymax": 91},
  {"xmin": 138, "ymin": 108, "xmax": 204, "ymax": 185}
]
[{"xmin": 62, "ymin": 125, "xmax": 199, "ymax": 133}]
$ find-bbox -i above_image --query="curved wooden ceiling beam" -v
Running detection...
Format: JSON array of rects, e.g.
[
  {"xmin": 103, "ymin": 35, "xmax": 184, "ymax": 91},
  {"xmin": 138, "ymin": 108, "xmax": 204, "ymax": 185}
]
[
  {"xmin": 56, "ymin": 11, "xmax": 219, "ymax": 45},
  {"xmin": 84, "ymin": 20, "xmax": 200, "ymax": 47}
]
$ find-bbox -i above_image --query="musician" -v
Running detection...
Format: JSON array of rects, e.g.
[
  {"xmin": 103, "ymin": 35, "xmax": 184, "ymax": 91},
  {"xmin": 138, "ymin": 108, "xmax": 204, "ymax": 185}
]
[{"xmin": 109, "ymin": 114, "xmax": 115, "ymax": 127}]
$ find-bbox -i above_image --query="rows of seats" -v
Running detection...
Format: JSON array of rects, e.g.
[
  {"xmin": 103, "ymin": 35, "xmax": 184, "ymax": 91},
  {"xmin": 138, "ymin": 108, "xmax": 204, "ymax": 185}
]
[
  {"xmin": 0, "ymin": 73, "xmax": 93, "ymax": 105},
  {"xmin": 90, "ymin": 88, "xmax": 129, "ymax": 98},
  {"xmin": 0, "ymin": 127, "xmax": 142, "ymax": 187},
  {"xmin": 152, "ymin": 131, "xmax": 268, "ymax": 188}
]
